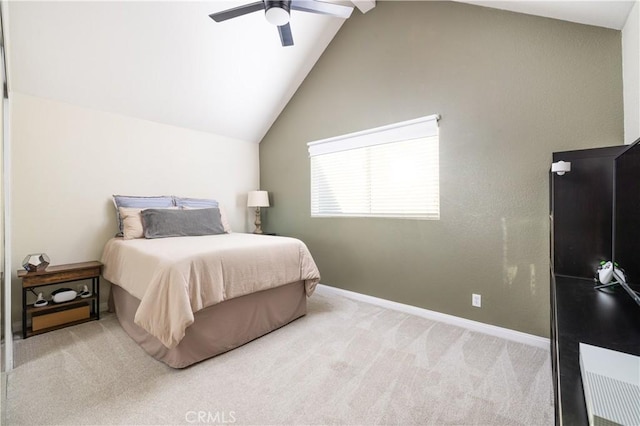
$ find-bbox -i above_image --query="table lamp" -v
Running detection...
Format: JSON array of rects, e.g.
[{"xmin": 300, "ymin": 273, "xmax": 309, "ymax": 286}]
[{"xmin": 247, "ymin": 190, "xmax": 270, "ymax": 234}]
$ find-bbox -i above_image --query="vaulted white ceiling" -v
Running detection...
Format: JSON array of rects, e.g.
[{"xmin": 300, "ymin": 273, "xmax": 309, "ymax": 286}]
[
  {"xmin": 7, "ymin": 1, "xmax": 349, "ymax": 143},
  {"xmin": 6, "ymin": 1, "xmax": 636, "ymax": 144}
]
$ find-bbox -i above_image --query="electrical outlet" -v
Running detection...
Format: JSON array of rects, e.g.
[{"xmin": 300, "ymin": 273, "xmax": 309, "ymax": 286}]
[{"xmin": 472, "ymin": 293, "xmax": 481, "ymax": 308}]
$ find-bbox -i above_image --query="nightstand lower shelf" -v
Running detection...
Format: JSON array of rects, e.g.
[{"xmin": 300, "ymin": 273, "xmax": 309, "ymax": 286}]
[
  {"xmin": 26, "ymin": 295, "xmax": 98, "ymax": 315},
  {"xmin": 26, "ymin": 313, "xmax": 99, "ymax": 338}
]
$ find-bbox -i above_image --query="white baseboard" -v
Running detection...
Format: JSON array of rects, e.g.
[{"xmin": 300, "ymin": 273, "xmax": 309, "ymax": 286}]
[{"xmin": 315, "ymin": 284, "xmax": 550, "ymax": 350}]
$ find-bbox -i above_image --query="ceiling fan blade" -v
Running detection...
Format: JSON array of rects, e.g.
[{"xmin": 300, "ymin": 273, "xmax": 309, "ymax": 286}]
[
  {"xmin": 209, "ymin": 1, "xmax": 265, "ymax": 22},
  {"xmin": 278, "ymin": 23, "xmax": 294, "ymax": 46},
  {"xmin": 290, "ymin": 0, "xmax": 353, "ymax": 19}
]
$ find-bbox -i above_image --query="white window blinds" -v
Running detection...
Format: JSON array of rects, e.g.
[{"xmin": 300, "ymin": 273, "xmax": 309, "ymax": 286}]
[{"xmin": 308, "ymin": 115, "xmax": 440, "ymax": 219}]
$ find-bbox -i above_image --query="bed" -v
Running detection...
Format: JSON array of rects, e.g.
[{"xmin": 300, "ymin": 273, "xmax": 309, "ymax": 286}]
[{"xmin": 102, "ymin": 233, "xmax": 320, "ymax": 368}]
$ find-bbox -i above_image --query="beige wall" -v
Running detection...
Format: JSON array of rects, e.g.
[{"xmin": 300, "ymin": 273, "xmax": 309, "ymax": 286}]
[
  {"xmin": 259, "ymin": 1, "xmax": 624, "ymax": 338},
  {"xmin": 623, "ymin": 0, "xmax": 640, "ymax": 144},
  {"xmin": 10, "ymin": 93, "xmax": 259, "ymax": 323}
]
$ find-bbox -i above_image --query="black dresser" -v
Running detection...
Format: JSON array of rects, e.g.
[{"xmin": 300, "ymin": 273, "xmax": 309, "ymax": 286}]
[
  {"xmin": 550, "ymin": 144, "xmax": 640, "ymax": 424},
  {"xmin": 551, "ymin": 274, "xmax": 640, "ymax": 424}
]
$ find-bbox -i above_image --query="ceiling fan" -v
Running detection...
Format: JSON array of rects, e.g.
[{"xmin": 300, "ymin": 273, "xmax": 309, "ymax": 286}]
[{"xmin": 209, "ymin": 0, "xmax": 354, "ymax": 47}]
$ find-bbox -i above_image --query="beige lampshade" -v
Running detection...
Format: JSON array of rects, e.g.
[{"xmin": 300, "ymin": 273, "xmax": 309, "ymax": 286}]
[{"xmin": 247, "ymin": 190, "xmax": 270, "ymax": 208}]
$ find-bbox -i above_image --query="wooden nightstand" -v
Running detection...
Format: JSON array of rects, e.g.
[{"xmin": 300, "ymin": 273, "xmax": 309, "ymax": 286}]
[{"xmin": 19, "ymin": 261, "xmax": 102, "ymax": 338}]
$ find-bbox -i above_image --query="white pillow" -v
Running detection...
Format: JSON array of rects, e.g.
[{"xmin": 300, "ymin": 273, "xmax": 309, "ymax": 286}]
[
  {"xmin": 118, "ymin": 207, "xmax": 145, "ymax": 240},
  {"xmin": 218, "ymin": 206, "xmax": 233, "ymax": 234}
]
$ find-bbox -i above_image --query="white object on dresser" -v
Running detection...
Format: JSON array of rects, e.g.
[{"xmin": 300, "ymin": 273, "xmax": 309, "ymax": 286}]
[{"xmin": 579, "ymin": 343, "xmax": 640, "ymax": 426}]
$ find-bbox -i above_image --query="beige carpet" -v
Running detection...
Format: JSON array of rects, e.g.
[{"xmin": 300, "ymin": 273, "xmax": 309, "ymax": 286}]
[{"xmin": 6, "ymin": 290, "xmax": 553, "ymax": 425}]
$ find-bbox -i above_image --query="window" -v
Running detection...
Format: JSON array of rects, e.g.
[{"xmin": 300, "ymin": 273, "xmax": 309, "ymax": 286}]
[{"xmin": 308, "ymin": 115, "xmax": 440, "ymax": 219}]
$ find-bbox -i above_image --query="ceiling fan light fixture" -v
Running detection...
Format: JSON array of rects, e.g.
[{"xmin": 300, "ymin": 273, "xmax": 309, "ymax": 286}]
[
  {"xmin": 209, "ymin": 0, "xmax": 353, "ymax": 47},
  {"xmin": 265, "ymin": 1, "xmax": 290, "ymax": 26}
]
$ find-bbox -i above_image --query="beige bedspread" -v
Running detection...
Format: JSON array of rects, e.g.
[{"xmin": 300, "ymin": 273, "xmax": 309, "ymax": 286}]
[{"xmin": 101, "ymin": 233, "xmax": 320, "ymax": 348}]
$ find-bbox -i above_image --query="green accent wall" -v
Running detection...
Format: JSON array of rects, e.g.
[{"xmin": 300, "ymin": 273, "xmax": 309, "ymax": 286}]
[{"xmin": 259, "ymin": 1, "xmax": 623, "ymax": 338}]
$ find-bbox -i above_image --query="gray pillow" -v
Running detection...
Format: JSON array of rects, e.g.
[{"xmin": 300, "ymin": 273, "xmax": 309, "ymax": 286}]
[{"xmin": 141, "ymin": 208, "xmax": 225, "ymax": 239}]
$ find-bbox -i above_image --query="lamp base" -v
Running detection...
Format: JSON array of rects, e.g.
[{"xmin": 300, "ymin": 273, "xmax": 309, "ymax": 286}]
[{"xmin": 253, "ymin": 207, "xmax": 263, "ymax": 234}]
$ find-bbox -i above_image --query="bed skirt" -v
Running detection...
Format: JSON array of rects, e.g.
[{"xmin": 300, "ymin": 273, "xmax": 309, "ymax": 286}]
[{"xmin": 109, "ymin": 281, "xmax": 307, "ymax": 368}]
